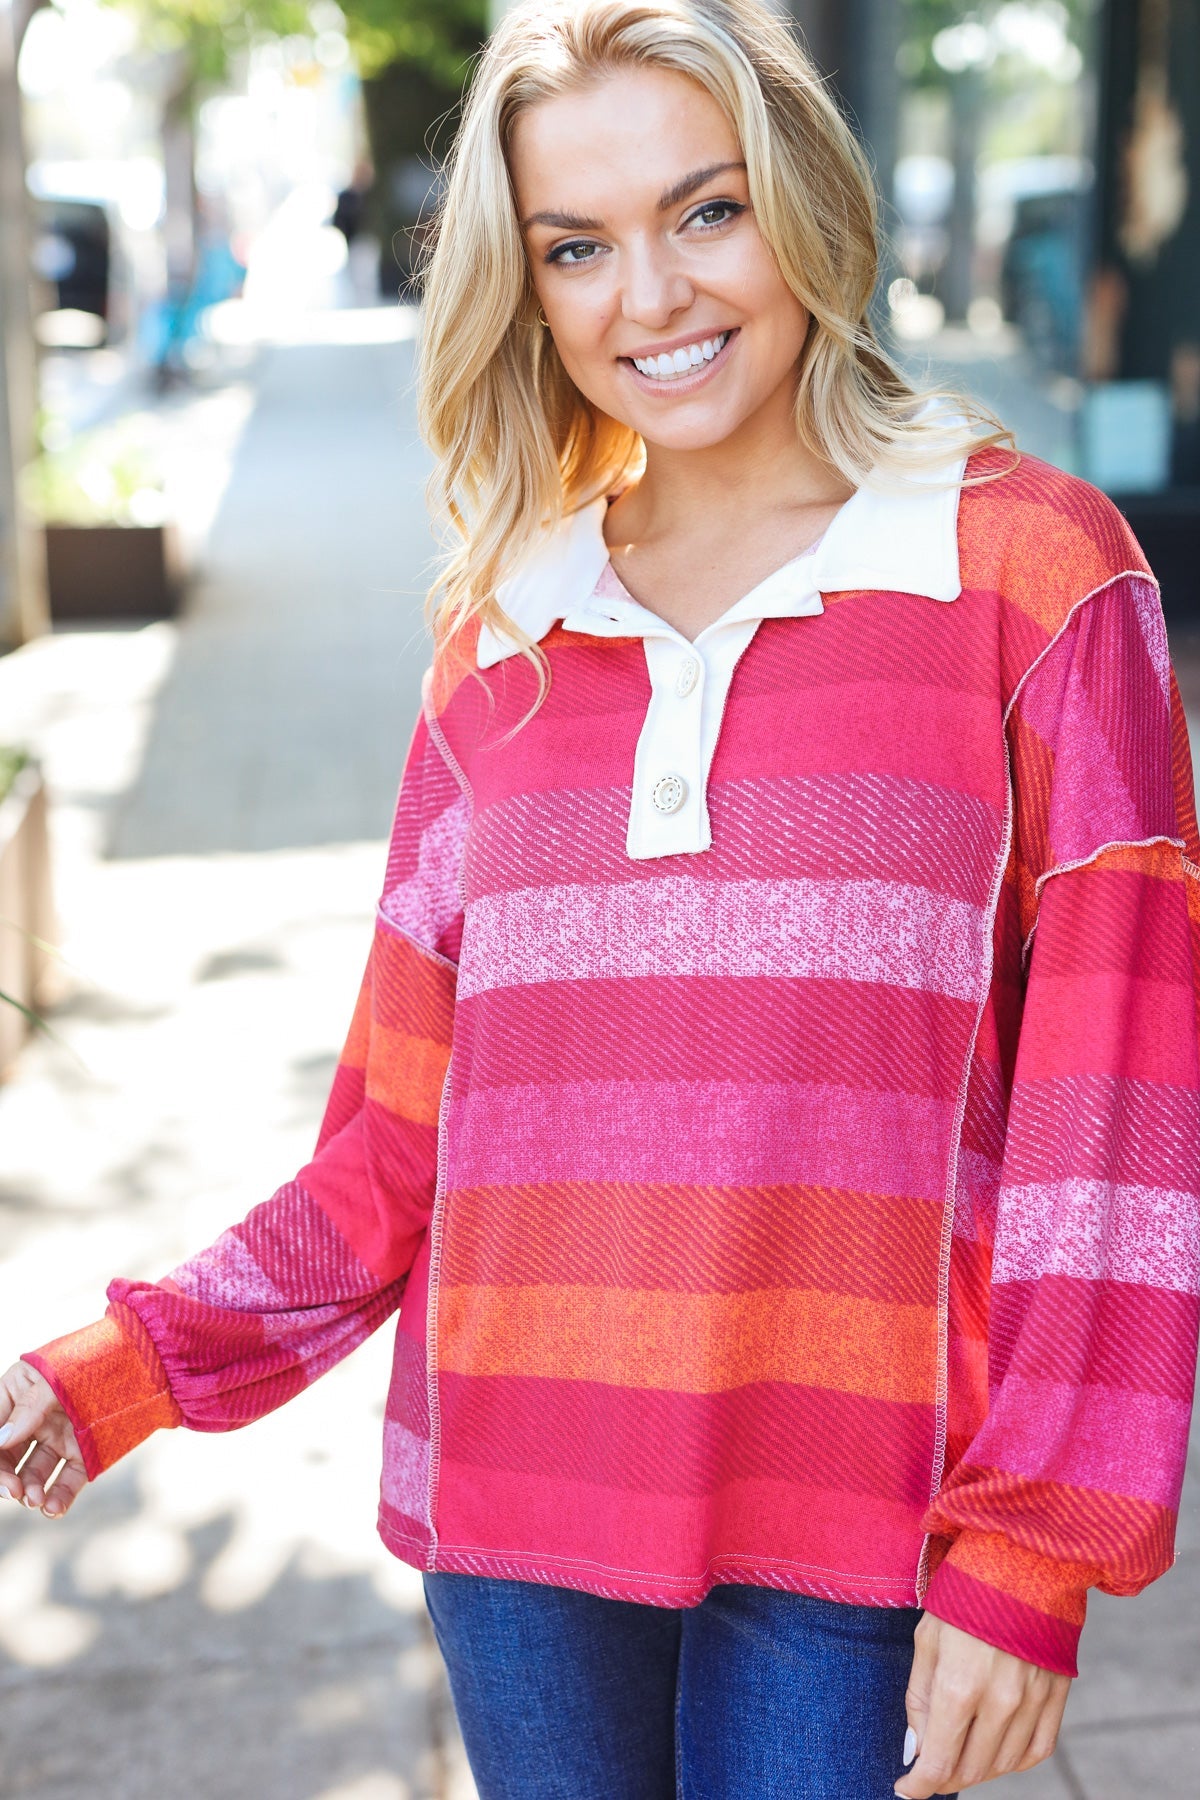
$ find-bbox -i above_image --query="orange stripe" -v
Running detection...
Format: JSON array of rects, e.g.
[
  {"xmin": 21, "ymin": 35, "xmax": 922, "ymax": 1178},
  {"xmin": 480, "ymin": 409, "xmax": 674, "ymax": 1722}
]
[
  {"xmin": 28, "ymin": 1311, "xmax": 182, "ymax": 1477},
  {"xmin": 340, "ymin": 973, "xmax": 373, "ymax": 1071},
  {"xmin": 366, "ymin": 1021, "xmax": 449, "ymax": 1126},
  {"xmin": 439, "ymin": 1283, "xmax": 938, "ymax": 1404},
  {"xmin": 939, "ymin": 1530, "xmax": 1091, "ymax": 1625}
]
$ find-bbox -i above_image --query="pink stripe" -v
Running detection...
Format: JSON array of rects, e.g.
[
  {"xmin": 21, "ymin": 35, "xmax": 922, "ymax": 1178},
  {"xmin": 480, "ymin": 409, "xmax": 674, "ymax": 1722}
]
[
  {"xmin": 379, "ymin": 792, "xmax": 468, "ymax": 951},
  {"xmin": 984, "ymin": 1374, "xmax": 1191, "ymax": 1508},
  {"xmin": 448, "ymin": 1078, "xmax": 956, "ymax": 1197},
  {"xmin": 171, "ymin": 1232, "xmax": 288, "ymax": 1311},
  {"xmin": 382, "ymin": 1418, "xmax": 432, "ymax": 1526},
  {"xmin": 458, "ymin": 876, "xmax": 986, "ymax": 1002},
  {"xmin": 263, "ymin": 1307, "xmax": 375, "ymax": 1378},
  {"xmin": 993, "ymin": 1178, "xmax": 1200, "ymax": 1294}
]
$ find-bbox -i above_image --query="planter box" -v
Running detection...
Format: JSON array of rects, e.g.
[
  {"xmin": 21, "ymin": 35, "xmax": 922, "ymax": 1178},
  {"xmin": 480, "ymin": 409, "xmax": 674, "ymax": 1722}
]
[
  {"xmin": 0, "ymin": 761, "xmax": 55, "ymax": 1079},
  {"xmin": 44, "ymin": 521, "xmax": 184, "ymax": 620}
]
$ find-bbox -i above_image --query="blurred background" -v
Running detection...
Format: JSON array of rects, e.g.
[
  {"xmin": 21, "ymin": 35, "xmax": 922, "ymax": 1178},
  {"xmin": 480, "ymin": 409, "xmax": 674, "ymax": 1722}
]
[{"xmin": 0, "ymin": 2, "xmax": 1196, "ymax": 1796}]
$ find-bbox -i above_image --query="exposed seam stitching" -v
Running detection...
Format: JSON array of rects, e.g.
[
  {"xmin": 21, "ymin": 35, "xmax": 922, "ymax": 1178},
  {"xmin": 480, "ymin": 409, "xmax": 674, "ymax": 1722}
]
[
  {"xmin": 1001, "ymin": 569, "xmax": 1158, "ymax": 733},
  {"xmin": 917, "ymin": 726, "xmax": 1014, "ymax": 1601},
  {"xmin": 919, "ymin": 573, "xmax": 1163, "ymax": 1577},
  {"xmin": 71, "ymin": 1393, "xmax": 172, "ymax": 1430},
  {"xmin": 372, "ymin": 905, "xmax": 460, "ymax": 974},
  {"xmin": 1020, "ymin": 835, "xmax": 1188, "ymax": 965},
  {"xmin": 422, "ymin": 1061, "xmax": 454, "ymax": 1571},
  {"xmin": 398, "ymin": 1538, "xmax": 920, "ymax": 1588}
]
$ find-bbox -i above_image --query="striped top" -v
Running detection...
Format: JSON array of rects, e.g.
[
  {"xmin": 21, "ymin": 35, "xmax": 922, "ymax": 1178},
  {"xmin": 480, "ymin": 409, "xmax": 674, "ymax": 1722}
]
[{"xmin": 28, "ymin": 449, "xmax": 1200, "ymax": 1678}]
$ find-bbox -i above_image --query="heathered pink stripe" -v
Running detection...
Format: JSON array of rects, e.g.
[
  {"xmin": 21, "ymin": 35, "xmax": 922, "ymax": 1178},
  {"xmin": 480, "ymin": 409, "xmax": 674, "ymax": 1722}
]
[
  {"xmin": 988, "ymin": 1375, "xmax": 1192, "ymax": 1507},
  {"xmin": 457, "ymin": 876, "xmax": 986, "ymax": 1002},
  {"xmin": 379, "ymin": 791, "xmax": 469, "ymax": 950},
  {"xmin": 171, "ymin": 1232, "xmax": 287, "ymax": 1311},
  {"xmin": 383, "ymin": 1418, "xmax": 432, "ymax": 1526},
  {"xmin": 448, "ymin": 1078, "xmax": 957, "ymax": 1197},
  {"xmin": 263, "ymin": 1307, "xmax": 376, "ymax": 1378},
  {"xmin": 993, "ymin": 1179, "xmax": 1200, "ymax": 1294}
]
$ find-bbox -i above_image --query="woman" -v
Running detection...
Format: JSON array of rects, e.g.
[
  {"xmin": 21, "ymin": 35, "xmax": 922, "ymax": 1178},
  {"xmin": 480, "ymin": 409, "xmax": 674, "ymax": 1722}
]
[{"xmin": 3, "ymin": 4, "xmax": 1197, "ymax": 1796}]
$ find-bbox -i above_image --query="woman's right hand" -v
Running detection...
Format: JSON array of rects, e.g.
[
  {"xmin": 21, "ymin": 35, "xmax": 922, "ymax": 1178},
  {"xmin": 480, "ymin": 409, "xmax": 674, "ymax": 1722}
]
[{"xmin": 0, "ymin": 1361, "xmax": 88, "ymax": 1517}]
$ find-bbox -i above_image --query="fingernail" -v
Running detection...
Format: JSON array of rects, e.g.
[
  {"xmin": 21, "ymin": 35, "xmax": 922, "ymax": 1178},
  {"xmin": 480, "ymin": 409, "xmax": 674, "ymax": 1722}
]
[
  {"xmin": 0, "ymin": 1425, "xmax": 12, "ymax": 1447},
  {"xmin": 903, "ymin": 1727, "xmax": 918, "ymax": 1766}
]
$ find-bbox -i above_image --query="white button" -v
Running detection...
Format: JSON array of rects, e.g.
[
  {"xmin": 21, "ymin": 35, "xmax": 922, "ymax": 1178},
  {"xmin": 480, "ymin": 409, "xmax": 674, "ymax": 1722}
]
[
  {"xmin": 651, "ymin": 774, "xmax": 688, "ymax": 815},
  {"xmin": 675, "ymin": 657, "xmax": 700, "ymax": 698}
]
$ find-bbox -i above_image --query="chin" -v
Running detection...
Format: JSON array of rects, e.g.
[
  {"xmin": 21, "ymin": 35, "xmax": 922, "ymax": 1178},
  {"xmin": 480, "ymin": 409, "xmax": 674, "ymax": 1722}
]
[{"xmin": 631, "ymin": 410, "xmax": 750, "ymax": 452}]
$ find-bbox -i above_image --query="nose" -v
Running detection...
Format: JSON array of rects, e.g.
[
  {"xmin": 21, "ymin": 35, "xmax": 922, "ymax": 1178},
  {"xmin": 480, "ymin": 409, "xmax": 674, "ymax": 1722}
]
[{"xmin": 620, "ymin": 235, "xmax": 694, "ymax": 330}]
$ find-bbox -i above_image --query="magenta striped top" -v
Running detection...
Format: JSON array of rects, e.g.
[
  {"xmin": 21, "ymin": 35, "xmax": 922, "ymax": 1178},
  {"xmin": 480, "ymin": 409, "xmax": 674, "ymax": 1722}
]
[{"xmin": 28, "ymin": 449, "xmax": 1200, "ymax": 1677}]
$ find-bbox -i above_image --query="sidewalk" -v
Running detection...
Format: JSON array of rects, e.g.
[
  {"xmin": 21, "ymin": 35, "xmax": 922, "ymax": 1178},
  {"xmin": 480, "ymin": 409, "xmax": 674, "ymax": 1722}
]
[
  {"xmin": 0, "ymin": 316, "xmax": 1197, "ymax": 1799},
  {"xmin": 0, "ymin": 310, "xmax": 476, "ymax": 1800}
]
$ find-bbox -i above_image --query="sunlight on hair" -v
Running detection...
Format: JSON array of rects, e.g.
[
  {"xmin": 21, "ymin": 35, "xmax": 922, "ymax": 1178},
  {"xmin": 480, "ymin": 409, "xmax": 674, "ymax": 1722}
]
[{"xmin": 417, "ymin": 0, "xmax": 1013, "ymax": 689}]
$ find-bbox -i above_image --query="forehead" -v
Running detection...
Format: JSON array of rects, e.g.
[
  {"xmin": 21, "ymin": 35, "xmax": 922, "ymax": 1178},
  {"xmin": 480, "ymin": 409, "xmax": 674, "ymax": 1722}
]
[{"xmin": 508, "ymin": 65, "xmax": 741, "ymax": 214}]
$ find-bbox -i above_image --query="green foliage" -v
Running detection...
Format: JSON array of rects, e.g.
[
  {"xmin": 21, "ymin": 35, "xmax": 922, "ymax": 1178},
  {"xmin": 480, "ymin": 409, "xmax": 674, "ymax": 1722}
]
[
  {"xmin": 898, "ymin": 0, "xmax": 1094, "ymax": 87},
  {"xmin": 106, "ymin": 1, "xmax": 312, "ymax": 87},
  {"xmin": 342, "ymin": 0, "xmax": 486, "ymax": 85},
  {"xmin": 104, "ymin": 0, "xmax": 486, "ymax": 88},
  {"xmin": 19, "ymin": 419, "xmax": 166, "ymax": 528}
]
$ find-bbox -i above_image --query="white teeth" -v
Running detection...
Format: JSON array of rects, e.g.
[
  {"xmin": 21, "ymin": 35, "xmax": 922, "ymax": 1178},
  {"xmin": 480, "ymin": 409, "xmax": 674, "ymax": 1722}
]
[{"xmin": 631, "ymin": 332, "xmax": 729, "ymax": 381}]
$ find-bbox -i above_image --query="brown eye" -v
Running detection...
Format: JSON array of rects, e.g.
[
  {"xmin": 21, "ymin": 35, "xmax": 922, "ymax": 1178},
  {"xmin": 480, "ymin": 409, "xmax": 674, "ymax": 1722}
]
[{"xmin": 688, "ymin": 200, "xmax": 743, "ymax": 230}]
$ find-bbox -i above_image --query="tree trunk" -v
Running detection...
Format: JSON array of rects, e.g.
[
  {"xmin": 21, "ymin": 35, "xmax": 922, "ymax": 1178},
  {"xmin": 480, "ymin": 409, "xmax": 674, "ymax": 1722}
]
[{"xmin": 0, "ymin": 0, "xmax": 50, "ymax": 650}]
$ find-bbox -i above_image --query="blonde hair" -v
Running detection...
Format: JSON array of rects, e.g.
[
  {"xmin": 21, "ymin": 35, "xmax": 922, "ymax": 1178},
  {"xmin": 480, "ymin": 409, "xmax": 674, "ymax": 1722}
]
[{"xmin": 418, "ymin": 0, "xmax": 1012, "ymax": 665}]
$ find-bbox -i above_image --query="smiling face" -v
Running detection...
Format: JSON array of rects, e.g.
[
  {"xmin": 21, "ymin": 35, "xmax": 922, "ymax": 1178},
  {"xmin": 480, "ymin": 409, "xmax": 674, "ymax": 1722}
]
[{"xmin": 509, "ymin": 64, "xmax": 813, "ymax": 455}]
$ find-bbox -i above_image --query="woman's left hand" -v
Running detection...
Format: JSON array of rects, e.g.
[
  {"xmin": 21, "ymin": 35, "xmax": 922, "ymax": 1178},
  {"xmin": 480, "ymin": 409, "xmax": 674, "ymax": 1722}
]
[{"xmin": 895, "ymin": 1611, "xmax": 1071, "ymax": 1795}]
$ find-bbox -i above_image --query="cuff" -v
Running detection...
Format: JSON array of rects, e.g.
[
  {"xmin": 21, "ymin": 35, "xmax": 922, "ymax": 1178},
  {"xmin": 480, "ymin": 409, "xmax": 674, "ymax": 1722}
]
[
  {"xmin": 22, "ymin": 1303, "xmax": 182, "ymax": 1481},
  {"xmin": 921, "ymin": 1531, "xmax": 1088, "ymax": 1677}
]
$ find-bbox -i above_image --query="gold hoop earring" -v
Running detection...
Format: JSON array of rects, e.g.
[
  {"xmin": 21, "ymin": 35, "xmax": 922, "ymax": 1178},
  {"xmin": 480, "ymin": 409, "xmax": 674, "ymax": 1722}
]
[{"xmin": 537, "ymin": 307, "xmax": 550, "ymax": 328}]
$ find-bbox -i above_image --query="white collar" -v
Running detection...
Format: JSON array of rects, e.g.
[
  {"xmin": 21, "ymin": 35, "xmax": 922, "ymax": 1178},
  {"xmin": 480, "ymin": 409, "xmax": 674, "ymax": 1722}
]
[{"xmin": 477, "ymin": 443, "xmax": 967, "ymax": 670}]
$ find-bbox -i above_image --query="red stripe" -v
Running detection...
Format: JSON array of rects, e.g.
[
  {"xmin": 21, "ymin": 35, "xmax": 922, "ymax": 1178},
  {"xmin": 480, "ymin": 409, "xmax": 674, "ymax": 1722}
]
[
  {"xmin": 922, "ymin": 1559, "xmax": 1081, "ymax": 1676},
  {"xmin": 455, "ymin": 977, "xmax": 971, "ymax": 1098},
  {"xmin": 439, "ymin": 1372, "xmax": 935, "ymax": 1503}
]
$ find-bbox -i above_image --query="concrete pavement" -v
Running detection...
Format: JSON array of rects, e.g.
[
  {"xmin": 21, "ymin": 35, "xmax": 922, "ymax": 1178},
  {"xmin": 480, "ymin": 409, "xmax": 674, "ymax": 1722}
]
[
  {"xmin": 0, "ymin": 307, "xmax": 475, "ymax": 1800},
  {"xmin": 0, "ymin": 307, "xmax": 1197, "ymax": 1799}
]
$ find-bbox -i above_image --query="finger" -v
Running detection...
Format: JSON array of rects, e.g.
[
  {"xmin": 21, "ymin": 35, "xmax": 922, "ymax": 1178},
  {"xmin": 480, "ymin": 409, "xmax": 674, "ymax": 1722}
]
[
  {"xmin": 41, "ymin": 1457, "xmax": 87, "ymax": 1518},
  {"xmin": 0, "ymin": 1399, "xmax": 54, "ymax": 1459},
  {"xmin": 1017, "ymin": 1681, "xmax": 1071, "ymax": 1771},
  {"xmin": 0, "ymin": 1362, "xmax": 47, "ymax": 1426},
  {"xmin": 992, "ymin": 1700, "xmax": 1041, "ymax": 1780},
  {"xmin": 903, "ymin": 1615, "xmax": 939, "ymax": 1767},
  {"xmin": 895, "ymin": 1686, "xmax": 974, "ymax": 1799},
  {"xmin": 19, "ymin": 1442, "xmax": 64, "ymax": 1508},
  {"xmin": 939, "ymin": 1706, "xmax": 1011, "ymax": 1793}
]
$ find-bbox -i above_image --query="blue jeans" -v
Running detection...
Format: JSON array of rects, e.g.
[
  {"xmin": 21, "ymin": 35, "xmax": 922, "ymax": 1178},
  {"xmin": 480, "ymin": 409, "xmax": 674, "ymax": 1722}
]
[{"xmin": 423, "ymin": 1572, "xmax": 955, "ymax": 1799}]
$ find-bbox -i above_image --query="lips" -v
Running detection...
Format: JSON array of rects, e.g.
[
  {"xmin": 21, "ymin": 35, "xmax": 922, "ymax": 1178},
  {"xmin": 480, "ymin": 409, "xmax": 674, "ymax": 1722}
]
[
  {"xmin": 629, "ymin": 331, "xmax": 730, "ymax": 380},
  {"xmin": 621, "ymin": 328, "xmax": 738, "ymax": 392}
]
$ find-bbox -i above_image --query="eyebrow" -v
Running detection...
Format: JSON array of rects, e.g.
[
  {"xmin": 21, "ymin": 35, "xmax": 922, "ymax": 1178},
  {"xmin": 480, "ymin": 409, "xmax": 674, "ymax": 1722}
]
[{"xmin": 521, "ymin": 160, "xmax": 747, "ymax": 232}]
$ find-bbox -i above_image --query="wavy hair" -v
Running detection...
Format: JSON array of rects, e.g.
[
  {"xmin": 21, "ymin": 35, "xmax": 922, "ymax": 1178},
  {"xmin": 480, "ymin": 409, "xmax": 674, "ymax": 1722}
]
[{"xmin": 418, "ymin": 0, "xmax": 1012, "ymax": 667}]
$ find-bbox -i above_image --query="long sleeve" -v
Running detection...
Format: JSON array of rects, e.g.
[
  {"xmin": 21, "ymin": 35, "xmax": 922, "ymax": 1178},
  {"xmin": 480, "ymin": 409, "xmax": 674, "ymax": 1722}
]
[
  {"xmin": 921, "ymin": 572, "xmax": 1200, "ymax": 1674},
  {"xmin": 25, "ymin": 695, "xmax": 467, "ymax": 1481}
]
